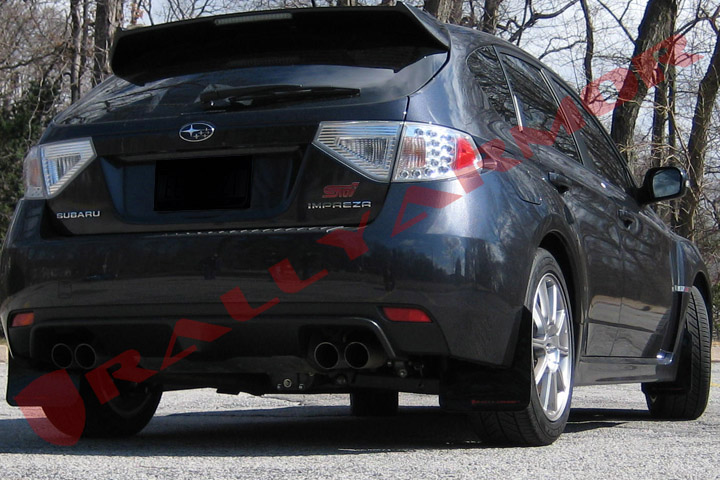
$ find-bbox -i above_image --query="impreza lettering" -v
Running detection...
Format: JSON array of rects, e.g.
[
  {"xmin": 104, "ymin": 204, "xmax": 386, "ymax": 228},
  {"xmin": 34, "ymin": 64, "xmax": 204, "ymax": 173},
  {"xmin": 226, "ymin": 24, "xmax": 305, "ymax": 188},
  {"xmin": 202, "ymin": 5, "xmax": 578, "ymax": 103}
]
[{"xmin": 307, "ymin": 201, "xmax": 372, "ymax": 209}]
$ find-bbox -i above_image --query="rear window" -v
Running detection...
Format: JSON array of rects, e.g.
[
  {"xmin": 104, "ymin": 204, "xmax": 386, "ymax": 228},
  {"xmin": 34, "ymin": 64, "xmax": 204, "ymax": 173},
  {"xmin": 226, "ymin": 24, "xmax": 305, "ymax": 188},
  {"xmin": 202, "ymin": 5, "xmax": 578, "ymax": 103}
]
[
  {"xmin": 56, "ymin": 8, "xmax": 449, "ymax": 126},
  {"xmin": 54, "ymin": 55, "xmax": 445, "ymax": 126}
]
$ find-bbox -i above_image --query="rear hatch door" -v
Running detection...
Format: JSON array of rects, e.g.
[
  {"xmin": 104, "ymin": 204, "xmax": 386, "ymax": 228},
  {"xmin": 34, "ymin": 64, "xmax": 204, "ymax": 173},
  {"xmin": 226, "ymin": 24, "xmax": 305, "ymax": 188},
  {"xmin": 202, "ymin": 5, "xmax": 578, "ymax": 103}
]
[{"xmin": 44, "ymin": 5, "xmax": 449, "ymax": 235}]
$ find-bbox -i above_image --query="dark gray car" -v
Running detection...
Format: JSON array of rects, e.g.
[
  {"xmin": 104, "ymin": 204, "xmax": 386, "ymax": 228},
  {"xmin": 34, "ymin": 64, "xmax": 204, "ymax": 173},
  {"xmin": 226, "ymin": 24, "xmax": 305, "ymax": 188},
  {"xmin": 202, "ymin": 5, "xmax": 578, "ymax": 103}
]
[{"xmin": 1, "ymin": 4, "xmax": 712, "ymax": 446}]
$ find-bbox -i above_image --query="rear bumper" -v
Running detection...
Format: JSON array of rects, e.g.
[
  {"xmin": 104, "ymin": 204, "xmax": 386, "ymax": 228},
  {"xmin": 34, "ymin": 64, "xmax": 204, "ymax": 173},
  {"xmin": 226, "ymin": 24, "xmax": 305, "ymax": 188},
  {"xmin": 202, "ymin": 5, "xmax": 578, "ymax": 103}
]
[
  {"xmin": 6, "ymin": 302, "xmax": 449, "ymax": 369},
  {"xmin": 1, "ymin": 179, "xmax": 536, "ymax": 395}
]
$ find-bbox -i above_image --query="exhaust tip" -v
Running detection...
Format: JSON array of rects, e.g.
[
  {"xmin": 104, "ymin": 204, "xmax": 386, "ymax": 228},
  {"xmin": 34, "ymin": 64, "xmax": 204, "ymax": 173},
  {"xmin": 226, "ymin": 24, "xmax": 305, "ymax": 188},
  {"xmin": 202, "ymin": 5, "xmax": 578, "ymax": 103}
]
[
  {"xmin": 344, "ymin": 342, "xmax": 371, "ymax": 369},
  {"xmin": 50, "ymin": 343, "xmax": 73, "ymax": 369},
  {"xmin": 74, "ymin": 343, "xmax": 97, "ymax": 370},
  {"xmin": 313, "ymin": 342, "xmax": 340, "ymax": 370},
  {"xmin": 344, "ymin": 341, "xmax": 387, "ymax": 369}
]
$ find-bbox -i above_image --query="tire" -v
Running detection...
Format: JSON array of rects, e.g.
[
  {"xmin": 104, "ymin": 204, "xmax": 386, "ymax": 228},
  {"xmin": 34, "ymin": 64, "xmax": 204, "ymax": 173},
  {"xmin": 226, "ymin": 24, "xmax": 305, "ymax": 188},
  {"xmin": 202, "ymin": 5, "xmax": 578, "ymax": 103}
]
[
  {"xmin": 471, "ymin": 249, "xmax": 574, "ymax": 446},
  {"xmin": 44, "ymin": 380, "xmax": 162, "ymax": 438},
  {"xmin": 350, "ymin": 390, "xmax": 399, "ymax": 416},
  {"xmin": 643, "ymin": 286, "xmax": 711, "ymax": 420}
]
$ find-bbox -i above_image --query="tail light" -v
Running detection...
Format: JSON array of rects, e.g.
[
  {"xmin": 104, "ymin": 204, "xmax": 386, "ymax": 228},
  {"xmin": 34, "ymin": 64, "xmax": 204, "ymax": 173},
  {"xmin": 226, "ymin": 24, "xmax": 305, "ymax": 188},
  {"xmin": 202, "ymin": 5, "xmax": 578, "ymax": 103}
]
[
  {"xmin": 314, "ymin": 122, "xmax": 483, "ymax": 183},
  {"xmin": 393, "ymin": 123, "xmax": 483, "ymax": 182},
  {"xmin": 23, "ymin": 138, "xmax": 96, "ymax": 198},
  {"xmin": 313, "ymin": 122, "xmax": 403, "ymax": 182}
]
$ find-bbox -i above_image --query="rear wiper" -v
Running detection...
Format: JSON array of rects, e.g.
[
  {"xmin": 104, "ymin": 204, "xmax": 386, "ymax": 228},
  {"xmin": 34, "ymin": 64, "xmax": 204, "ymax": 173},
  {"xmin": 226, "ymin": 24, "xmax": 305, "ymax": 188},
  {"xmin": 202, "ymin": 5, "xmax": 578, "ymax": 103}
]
[{"xmin": 199, "ymin": 84, "xmax": 360, "ymax": 109}]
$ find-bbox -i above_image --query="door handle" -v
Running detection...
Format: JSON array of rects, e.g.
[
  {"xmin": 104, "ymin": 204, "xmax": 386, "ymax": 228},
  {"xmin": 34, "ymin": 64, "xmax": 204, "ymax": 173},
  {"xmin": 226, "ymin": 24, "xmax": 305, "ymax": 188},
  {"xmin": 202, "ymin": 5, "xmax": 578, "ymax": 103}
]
[
  {"xmin": 617, "ymin": 209, "xmax": 635, "ymax": 228},
  {"xmin": 548, "ymin": 172, "xmax": 572, "ymax": 192}
]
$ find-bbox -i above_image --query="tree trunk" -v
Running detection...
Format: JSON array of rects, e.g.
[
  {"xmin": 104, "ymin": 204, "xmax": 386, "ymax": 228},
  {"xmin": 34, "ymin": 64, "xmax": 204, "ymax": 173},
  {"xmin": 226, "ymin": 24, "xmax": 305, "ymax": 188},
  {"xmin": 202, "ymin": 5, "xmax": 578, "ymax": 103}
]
[
  {"xmin": 80, "ymin": 0, "xmax": 90, "ymax": 86},
  {"xmin": 69, "ymin": 0, "xmax": 82, "ymax": 103},
  {"xmin": 130, "ymin": 0, "xmax": 143, "ymax": 25},
  {"xmin": 424, "ymin": 0, "xmax": 463, "ymax": 24},
  {"xmin": 481, "ymin": 0, "xmax": 502, "ymax": 34},
  {"xmin": 93, "ymin": 0, "xmax": 124, "ymax": 86},
  {"xmin": 650, "ymin": 12, "xmax": 676, "ymax": 169},
  {"xmin": 610, "ymin": 0, "xmax": 677, "ymax": 161},
  {"xmin": 650, "ymin": 64, "xmax": 669, "ymax": 168},
  {"xmin": 667, "ymin": 63, "xmax": 676, "ymax": 153},
  {"xmin": 674, "ymin": 30, "xmax": 720, "ymax": 240},
  {"xmin": 579, "ymin": 0, "xmax": 593, "ymax": 87}
]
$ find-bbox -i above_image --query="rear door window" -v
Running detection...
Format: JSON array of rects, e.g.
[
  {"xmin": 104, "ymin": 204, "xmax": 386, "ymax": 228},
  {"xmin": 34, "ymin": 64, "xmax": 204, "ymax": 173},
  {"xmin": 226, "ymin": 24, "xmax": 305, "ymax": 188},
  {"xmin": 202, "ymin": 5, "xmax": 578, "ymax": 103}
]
[
  {"xmin": 498, "ymin": 53, "xmax": 581, "ymax": 163},
  {"xmin": 550, "ymin": 79, "xmax": 635, "ymax": 190}
]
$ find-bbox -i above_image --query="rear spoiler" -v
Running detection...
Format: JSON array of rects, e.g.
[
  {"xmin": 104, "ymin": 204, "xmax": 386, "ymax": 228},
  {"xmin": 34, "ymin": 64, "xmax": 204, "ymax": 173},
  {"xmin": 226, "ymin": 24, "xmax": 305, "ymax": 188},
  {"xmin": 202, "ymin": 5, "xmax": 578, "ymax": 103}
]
[{"xmin": 110, "ymin": 3, "xmax": 450, "ymax": 84}]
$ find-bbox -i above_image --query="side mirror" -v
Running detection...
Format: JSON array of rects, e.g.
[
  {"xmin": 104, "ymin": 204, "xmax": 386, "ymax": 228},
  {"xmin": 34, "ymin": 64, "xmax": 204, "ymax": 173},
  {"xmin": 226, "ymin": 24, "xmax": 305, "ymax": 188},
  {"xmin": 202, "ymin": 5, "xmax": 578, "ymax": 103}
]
[{"xmin": 638, "ymin": 166, "xmax": 687, "ymax": 205}]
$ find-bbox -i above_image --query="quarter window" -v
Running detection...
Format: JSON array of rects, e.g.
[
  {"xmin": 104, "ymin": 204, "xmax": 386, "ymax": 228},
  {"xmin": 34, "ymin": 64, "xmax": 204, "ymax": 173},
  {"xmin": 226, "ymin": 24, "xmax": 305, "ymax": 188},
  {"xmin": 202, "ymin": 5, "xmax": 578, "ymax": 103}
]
[{"xmin": 467, "ymin": 46, "xmax": 518, "ymax": 127}]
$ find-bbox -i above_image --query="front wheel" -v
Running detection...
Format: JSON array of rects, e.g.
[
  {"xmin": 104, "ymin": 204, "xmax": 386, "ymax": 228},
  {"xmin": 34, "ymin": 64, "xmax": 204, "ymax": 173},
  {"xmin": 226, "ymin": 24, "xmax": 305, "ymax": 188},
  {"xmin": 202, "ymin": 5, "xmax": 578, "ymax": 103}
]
[
  {"xmin": 643, "ymin": 286, "xmax": 711, "ymax": 420},
  {"xmin": 472, "ymin": 249, "xmax": 574, "ymax": 446}
]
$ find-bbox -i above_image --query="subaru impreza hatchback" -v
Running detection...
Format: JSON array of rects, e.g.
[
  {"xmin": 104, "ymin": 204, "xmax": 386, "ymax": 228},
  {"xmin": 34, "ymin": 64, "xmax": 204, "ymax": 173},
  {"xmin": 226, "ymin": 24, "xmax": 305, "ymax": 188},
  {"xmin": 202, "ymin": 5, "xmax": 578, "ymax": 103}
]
[{"xmin": 1, "ymin": 3, "xmax": 712, "ymax": 446}]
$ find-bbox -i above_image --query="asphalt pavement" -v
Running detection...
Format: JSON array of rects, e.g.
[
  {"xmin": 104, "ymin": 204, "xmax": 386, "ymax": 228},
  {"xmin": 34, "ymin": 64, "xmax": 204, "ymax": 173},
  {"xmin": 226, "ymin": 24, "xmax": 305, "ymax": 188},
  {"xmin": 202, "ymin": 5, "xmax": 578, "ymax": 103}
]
[{"xmin": 0, "ymin": 361, "xmax": 718, "ymax": 480}]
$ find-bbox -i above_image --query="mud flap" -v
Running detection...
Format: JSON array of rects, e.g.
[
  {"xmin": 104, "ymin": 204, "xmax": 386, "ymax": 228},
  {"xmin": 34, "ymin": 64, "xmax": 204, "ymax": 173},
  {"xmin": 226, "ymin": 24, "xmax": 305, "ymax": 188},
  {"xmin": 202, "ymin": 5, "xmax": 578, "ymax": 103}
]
[
  {"xmin": 5, "ymin": 355, "xmax": 82, "ymax": 406},
  {"xmin": 440, "ymin": 310, "xmax": 531, "ymax": 412}
]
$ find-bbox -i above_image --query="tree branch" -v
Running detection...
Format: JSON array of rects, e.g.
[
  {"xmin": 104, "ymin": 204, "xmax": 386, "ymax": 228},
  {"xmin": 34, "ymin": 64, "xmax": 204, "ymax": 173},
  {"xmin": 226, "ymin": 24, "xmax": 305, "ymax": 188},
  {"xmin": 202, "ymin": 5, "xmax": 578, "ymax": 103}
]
[
  {"xmin": 596, "ymin": 0, "xmax": 635, "ymax": 43},
  {"xmin": 508, "ymin": 0, "xmax": 579, "ymax": 44}
]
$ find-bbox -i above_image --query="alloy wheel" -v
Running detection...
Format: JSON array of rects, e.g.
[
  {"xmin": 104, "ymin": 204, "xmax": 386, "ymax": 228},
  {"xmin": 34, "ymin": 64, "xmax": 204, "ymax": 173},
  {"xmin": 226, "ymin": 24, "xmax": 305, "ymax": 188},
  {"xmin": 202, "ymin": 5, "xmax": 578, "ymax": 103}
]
[{"xmin": 531, "ymin": 273, "xmax": 572, "ymax": 421}]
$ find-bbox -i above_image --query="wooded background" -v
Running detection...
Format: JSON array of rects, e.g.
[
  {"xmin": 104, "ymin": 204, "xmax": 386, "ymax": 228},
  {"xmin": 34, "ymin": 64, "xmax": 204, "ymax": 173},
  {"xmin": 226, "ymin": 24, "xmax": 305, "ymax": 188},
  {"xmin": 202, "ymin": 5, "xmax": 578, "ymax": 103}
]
[{"xmin": 0, "ymin": 0, "xmax": 718, "ymax": 333}]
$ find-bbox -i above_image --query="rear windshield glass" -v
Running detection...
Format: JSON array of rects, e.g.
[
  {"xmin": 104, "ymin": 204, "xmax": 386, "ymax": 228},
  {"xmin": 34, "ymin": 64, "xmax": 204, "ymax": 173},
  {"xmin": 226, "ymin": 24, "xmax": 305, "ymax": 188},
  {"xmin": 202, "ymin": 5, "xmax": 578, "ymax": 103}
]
[
  {"xmin": 54, "ymin": 54, "xmax": 446, "ymax": 126},
  {"xmin": 56, "ymin": 8, "xmax": 449, "ymax": 126}
]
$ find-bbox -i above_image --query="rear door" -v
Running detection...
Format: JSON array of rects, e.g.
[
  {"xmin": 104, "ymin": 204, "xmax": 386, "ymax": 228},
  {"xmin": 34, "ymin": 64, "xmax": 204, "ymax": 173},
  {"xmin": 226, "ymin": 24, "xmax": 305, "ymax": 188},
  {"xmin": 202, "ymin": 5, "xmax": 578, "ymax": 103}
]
[
  {"xmin": 497, "ymin": 51, "xmax": 625, "ymax": 356},
  {"xmin": 551, "ymin": 80, "xmax": 675, "ymax": 358}
]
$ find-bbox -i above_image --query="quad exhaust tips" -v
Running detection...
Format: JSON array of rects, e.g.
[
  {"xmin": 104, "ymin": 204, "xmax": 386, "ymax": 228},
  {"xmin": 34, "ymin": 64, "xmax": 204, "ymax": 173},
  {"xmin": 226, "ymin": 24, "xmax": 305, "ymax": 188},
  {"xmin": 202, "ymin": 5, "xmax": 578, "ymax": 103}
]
[
  {"xmin": 50, "ymin": 343, "xmax": 98, "ymax": 370},
  {"xmin": 310, "ymin": 339, "xmax": 387, "ymax": 371}
]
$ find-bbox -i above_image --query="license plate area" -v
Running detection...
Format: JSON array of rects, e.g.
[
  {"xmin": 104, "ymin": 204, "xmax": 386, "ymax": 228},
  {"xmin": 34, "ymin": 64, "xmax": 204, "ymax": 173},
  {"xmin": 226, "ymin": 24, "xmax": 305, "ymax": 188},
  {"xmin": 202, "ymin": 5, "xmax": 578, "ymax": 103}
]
[{"xmin": 154, "ymin": 156, "xmax": 251, "ymax": 211}]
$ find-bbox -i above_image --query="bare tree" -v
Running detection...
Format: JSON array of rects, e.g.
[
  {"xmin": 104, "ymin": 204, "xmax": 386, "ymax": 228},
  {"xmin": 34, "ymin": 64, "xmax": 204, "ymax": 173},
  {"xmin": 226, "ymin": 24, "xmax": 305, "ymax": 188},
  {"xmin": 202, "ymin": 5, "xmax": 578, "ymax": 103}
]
[
  {"xmin": 163, "ymin": 0, "xmax": 216, "ymax": 21},
  {"xmin": 93, "ymin": 0, "xmax": 124, "ymax": 85},
  {"xmin": 139, "ymin": 0, "xmax": 156, "ymax": 24},
  {"xmin": 579, "ymin": 0, "xmax": 593, "ymax": 86},
  {"xmin": 130, "ymin": 0, "xmax": 146, "ymax": 24},
  {"xmin": 596, "ymin": 0, "xmax": 635, "ymax": 43},
  {"xmin": 675, "ymin": 26, "xmax": 720, "ymax": 239},
  {"xmin": 507, "ymin": 0, "xmax": 578, "ymax": 46},
  {"xmin": 482, "ymin": 0, "xmax": 502, "ymax": 34},
  {"xmin": 610, "ymin": 0, "xmax": 678, "ymax": 158},
  {"xmin": 648, "ymin": 2, "xmax": 678, "ymax": 169},
  {"xmin": 424, "ymin": 0, "xmax": 463, "ymax": 24},
  {"xmin": 69, "ymin": 0, "xmax": 84, "ymax": 102}
]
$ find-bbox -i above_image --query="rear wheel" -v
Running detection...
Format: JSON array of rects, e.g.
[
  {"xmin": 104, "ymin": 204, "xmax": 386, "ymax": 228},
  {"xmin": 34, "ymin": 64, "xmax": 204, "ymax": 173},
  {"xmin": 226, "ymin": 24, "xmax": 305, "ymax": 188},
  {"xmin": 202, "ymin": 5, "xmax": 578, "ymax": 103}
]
[
  {"xmin": 643, "ymin": 286, "xmax": 710, "ymax": 420},
  {"xmin": 350, "ymin": 390, "xmax": 399, "ymax": 416},
  {"xmin": 472, "ymin": 249, "xmax": 574, "ymax": 446},
  {"xmin": 44, "ymin": 380, "xmax": 161, "ymax": 438}
]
